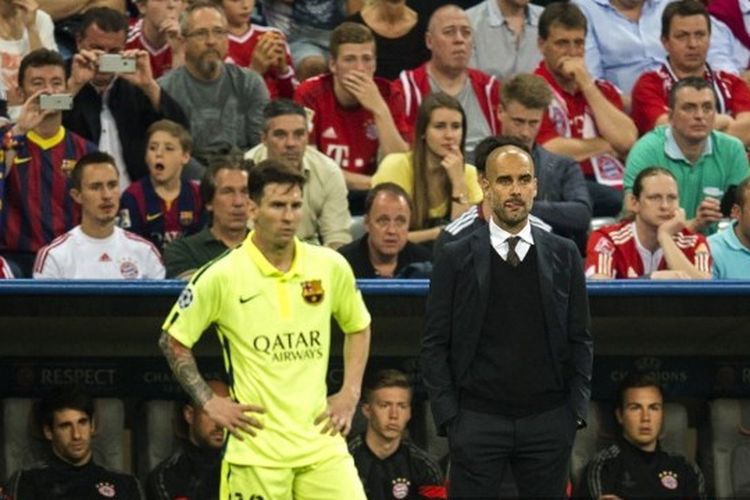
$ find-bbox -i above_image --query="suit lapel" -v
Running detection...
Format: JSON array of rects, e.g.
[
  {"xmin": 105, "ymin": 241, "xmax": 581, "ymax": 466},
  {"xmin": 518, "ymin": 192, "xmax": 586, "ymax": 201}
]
[
  {"xmin": 470, "ymin": 227, "xmax": 492, "ymax": 317},
  {"xmin": 533, "ymin": 227, "xmax": 557, "ymax": 328}
]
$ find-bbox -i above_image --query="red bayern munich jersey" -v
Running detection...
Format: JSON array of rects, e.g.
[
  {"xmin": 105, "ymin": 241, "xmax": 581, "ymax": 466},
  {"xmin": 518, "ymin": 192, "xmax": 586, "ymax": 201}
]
[
  {"xmin": 631, "ymin": 63, "xmax": 750, "ymax": 136},
  {"xmin": 226, "ymin": 24, "xmax": 296, "ymax": 99},
  {"xmin": 1, "ymin": 127, "xmax": 97, "ymax": 253},
  {"xmin": 585, "ymin": 220, "xmax": 712, "ymax": 278},
  {"xmin": 126, "ymin": 19, "xmax": 174, "ymax": 79},
  {"xmin": 534, "ymin": 62, "xmax": 625, "ymax": 178},
  {"xmin": 294, "ymin": 73, "xmax": 409, "ymax": 176},
  {"xmin": 0, "ymin": 256, "xmax": 13, "ymax": 278}
]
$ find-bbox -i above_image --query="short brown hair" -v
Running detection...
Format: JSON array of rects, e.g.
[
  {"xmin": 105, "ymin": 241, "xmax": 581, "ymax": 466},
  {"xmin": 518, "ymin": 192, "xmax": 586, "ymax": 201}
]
[
  {"xmin": 661, "ymin": 0, "xmax": 710, "ymax": 39},
  {"xmin": 147, "ymin": 119, "xmax": 193, "ymax": 154},
  {"xmin": 617, "ymin": 372, "xmax": 663, "ymax": 411},
  {"xmin": 501, "ymin": 73, "xmax": 552, "ymax": 110},
  {"xmin": 364, "ymin": 369, "xmax": 412, "ymax": 404},
  {"xmin": 18, "ymin": 48, "xmax": 65, "ymax": 88},
  {"xmin": 538, "ymin": 2, "xmax": 588, "ymax": 40},
  {"xmin": 71, "ymin": 151, "xmax": 119, "ymax": 190},
  {"xmin": 248, "ymin": 159, "xmax": 306, "ymax": 202},
  {"xmin": 329, "ymin": 22, "xmax": 374, "ymax": 60}
]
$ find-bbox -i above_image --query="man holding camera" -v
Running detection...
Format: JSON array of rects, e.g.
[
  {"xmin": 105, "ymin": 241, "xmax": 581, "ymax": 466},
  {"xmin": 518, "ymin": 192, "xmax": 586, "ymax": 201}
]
[
  {"xmin": 63, "ymin": 6, "xmax": 189, "ymax": 191},
  {"xmin": 1, "ymin": 48, "xmax": 97, "ymax": 277}
]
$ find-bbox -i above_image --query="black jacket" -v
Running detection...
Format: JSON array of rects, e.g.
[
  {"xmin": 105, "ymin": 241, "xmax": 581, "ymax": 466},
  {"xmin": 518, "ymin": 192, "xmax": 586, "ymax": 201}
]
[
  {"xmin": 145, "ymin": 442, "xmax": 221, "ymax": 500},
  {"xmin": 421, "ymin": 224, "xmax": 593, "ymax": 435},
  {"xmin": 63, "ymin": 78, "xmax": 188, "ymax": 182},
  {"xmin": 4, "ymin": 454, "xmax": 142, "ymax": 500}
]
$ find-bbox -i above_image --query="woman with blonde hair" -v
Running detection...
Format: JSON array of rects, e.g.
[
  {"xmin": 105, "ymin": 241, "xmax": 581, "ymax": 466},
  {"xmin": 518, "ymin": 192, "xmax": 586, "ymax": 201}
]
[{"xmin": 373, "ymin": 92, "xmax": 483, "ymax": 244}]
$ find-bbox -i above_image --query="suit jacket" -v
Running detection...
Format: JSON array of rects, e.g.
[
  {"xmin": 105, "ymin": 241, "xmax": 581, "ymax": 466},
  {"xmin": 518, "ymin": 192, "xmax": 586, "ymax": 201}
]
[
  {"xmin": 63, "ymin": 78, "xmax": 189, "ymax": 182},
  {"xmin": 420, "ymin": 223, "xmax": 593, "ymax": 435}
]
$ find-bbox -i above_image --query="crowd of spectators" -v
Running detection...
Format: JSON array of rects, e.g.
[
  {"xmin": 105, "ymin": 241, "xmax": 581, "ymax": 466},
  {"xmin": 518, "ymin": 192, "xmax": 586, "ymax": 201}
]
[{"xmin": 0, "ymin": 0, "xmax": 749, "ymax": 281}]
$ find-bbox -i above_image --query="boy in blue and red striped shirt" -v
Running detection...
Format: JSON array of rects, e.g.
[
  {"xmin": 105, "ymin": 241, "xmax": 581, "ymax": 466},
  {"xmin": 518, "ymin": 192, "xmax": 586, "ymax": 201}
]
[{"xmin": 119, "ymin": 119, "xmax": 203, "ymax": 253}]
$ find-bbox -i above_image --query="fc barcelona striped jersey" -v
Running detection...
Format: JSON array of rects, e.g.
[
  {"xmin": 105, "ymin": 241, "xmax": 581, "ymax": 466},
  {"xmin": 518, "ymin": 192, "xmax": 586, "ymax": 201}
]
[{"xmin": 1, "ymin": 126, "xmax": 97, "ymax": 253}]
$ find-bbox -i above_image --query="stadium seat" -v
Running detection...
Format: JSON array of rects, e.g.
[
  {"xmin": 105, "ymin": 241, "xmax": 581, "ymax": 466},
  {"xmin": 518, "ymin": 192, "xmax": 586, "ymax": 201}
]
[
  {"xmin": 1, "ymin": 398, "xmax": 126, "ymax": 479},
  {"xmin": 571, "ymin": 400, "xmax": 690, "ymax": 490},
  {"xmin": 134, "ymin": 400, "xmax": 180, "ymax": 482},
  {"xmin": 706, "ymin": 399, "xmax": 750, "ymax": 499},
  {"xmin": 350, "ymin": 216, "xmax": 366, "ymax": 241}
]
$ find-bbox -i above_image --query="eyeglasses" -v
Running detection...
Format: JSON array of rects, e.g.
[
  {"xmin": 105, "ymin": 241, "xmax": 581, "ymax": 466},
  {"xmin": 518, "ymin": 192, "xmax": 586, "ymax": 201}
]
[
  {"xmin": 184, "ymin": 28, "xmax": 229, "ymax": 40},
  {"xmin": 372, "ymin": 217, "xmax": 409, "ymax": 229}
]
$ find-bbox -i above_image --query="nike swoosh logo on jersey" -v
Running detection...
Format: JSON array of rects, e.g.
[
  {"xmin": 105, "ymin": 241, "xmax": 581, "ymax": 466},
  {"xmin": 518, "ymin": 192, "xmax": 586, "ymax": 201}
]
[
  {"xmin": 239, "ymin": 293, "xmax": 261, "ymax": 304},
  {"xmin": 146, "ymin": 212, "xmax": 162, "ymax": 222}
]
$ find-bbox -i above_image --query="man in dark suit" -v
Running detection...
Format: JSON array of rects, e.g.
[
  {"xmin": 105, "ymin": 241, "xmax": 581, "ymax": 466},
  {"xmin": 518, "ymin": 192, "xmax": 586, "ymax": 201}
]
[{"xmin": 421, "ymin": 135, "xmax": 593, "ymax": 498}]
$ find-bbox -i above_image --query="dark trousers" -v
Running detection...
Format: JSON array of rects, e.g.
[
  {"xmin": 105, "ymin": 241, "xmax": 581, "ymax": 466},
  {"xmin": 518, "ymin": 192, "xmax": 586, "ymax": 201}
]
[{"xmin": 448, "ymin": 404, "xmax": 576, "ymax": 499}]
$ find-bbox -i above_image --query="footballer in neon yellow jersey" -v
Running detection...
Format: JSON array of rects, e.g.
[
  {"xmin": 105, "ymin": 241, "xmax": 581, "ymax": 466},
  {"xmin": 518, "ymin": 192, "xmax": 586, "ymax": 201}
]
[{"xmin": 160, "ymin": 160, "xmax": 371, "ymax": 500}]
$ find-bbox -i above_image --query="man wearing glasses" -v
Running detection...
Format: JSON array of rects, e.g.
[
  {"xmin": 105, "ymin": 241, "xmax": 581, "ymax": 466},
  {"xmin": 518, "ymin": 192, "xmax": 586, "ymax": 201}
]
[
  {"xmin": 338, "ymin": 183, "xmax": 432, "ymax": 279},
  {"xmin": 158, "ymin": 0, "xmax": 269, "ymax": 166}
]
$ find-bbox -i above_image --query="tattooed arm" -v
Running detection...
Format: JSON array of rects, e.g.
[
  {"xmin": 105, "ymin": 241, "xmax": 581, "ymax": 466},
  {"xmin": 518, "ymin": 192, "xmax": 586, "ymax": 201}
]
[{"xmin": 159, "ymin": 331, "xmax": 265, "ymax": 440}]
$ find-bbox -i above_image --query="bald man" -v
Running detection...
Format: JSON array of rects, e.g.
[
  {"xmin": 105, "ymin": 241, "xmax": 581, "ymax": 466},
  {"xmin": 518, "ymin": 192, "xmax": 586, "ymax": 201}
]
[
  {"xmin": 392, "ymin": 4, "xmax": 500, "ymax": 162},
  {"xmin": 421, "ymin": 135, "xmax": 592, "ymax": 498}
]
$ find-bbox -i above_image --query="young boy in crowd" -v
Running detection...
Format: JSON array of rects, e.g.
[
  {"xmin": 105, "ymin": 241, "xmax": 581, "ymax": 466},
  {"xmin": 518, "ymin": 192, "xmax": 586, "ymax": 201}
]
[
  {"xmin": 221, "ymin": 0, "xmax": 297, "ymax": 98},
  {"xmin": 119, "ymin": 119, "xmax": 203, "ymax": 252},
  {"xmin": 126, "ymin": 0, "xmax": 186, "ymax": 78}
]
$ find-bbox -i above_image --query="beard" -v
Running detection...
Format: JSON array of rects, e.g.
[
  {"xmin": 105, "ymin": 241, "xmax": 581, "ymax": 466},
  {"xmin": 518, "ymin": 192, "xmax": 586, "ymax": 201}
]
[{"xmin": 194, "ymin": 49, "xmax": 222, "ymax": 79}]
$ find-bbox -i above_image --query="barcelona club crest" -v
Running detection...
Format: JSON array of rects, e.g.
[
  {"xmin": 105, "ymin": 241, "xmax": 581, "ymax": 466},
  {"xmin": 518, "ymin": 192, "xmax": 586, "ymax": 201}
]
[
  {"xmin": 301, "ymin": 280, "xmax": 324, "ymax": 305},
  {"xmin": 179, "ymin": 210, "xmax": 194, "ymax": 227},
  {"xmin": 61, "ymin": 159, "xmax": 77, "ymax": 177}
]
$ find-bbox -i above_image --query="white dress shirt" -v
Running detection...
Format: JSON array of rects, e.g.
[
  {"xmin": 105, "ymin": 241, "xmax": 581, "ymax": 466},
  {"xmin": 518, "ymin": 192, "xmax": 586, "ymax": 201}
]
[{"xmin": 489, "ymin": 217, "xmax": 535, "ymax": 262}]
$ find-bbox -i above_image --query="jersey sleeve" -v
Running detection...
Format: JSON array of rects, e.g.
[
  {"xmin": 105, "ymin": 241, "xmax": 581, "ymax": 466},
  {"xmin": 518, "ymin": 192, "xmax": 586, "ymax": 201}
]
[
  {"xmin": 727, "ymin": 73, "xmax": 750, "ymax": 114},
  {"xmin": 576, "ymin": 451, "xmax": 620, "ymax": 499},
  {"xmin": 119, "ymin": 190, "xmax": 143, "ymax": 234},
  {"xmin": 4, "ymin": 470, "xmax": 39, "ymax": 500},
  {"xmin": 537, "ymin": 106, "xmax": 562, "ymax": 145},
  {"xmin": 597, "ymin": 80, "xmax": 625, "ymax": 110},
  {"xmin": 330, "ymin": 252, "xmax": 371, "ymax": 334},
  {"xmin": 384, "ymin": 83, "xmax": 410, "ymax": 140},
  {"xmin": 294, "ymin": 82, "xmax": 321, "ymax": 146},
  {"xmin": 272, "ymin": 39, "xmax": 297, "ymax": 99},
  {"xmin": 585, "ymin": 230, "xmax": 616, "ymax": 278},
  {"xmin": 161, "ymin": 265, "xmax": 223, "ymax": 347},
  {"xmin": 410, "ymin": 445, "xmax": 446, "ymax": 499},
  {"xmin": 631, "ymin": 72, "xmax": 669, "ymax": 136},
  {"xmin": 691, "ymin": 234, "xmax": 713, "ymax": 275},
  {"xmin": 0, "ymin": 257, "xmax": 14, "ymax": 279},
  {"xmin": 726, "ymin": 137, "xmax": 750, "ymax": 185},
  {"xmin": 33, "ymin": 247, "xmax": 63, "ymax": 279},
  {"xmin": 143, "ymin": 245, "xmax": 166, "ymax": 279},
  {"xmin": 684, "ymin": 459, "xmax": 707, "ymax": 500}
]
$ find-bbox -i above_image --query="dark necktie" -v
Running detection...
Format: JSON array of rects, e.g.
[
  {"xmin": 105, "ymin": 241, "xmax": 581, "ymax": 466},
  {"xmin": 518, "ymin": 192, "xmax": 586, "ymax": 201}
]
[{"xmin": 506, "ymin": 236, "xmax": 520, "ymax": 267}]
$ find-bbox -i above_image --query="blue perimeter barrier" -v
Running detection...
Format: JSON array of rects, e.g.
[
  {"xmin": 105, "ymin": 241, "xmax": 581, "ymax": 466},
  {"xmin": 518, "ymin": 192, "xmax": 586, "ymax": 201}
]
[{"xmin": 2, "ymin": 278, "xmax": 750, "ymax": 296}]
